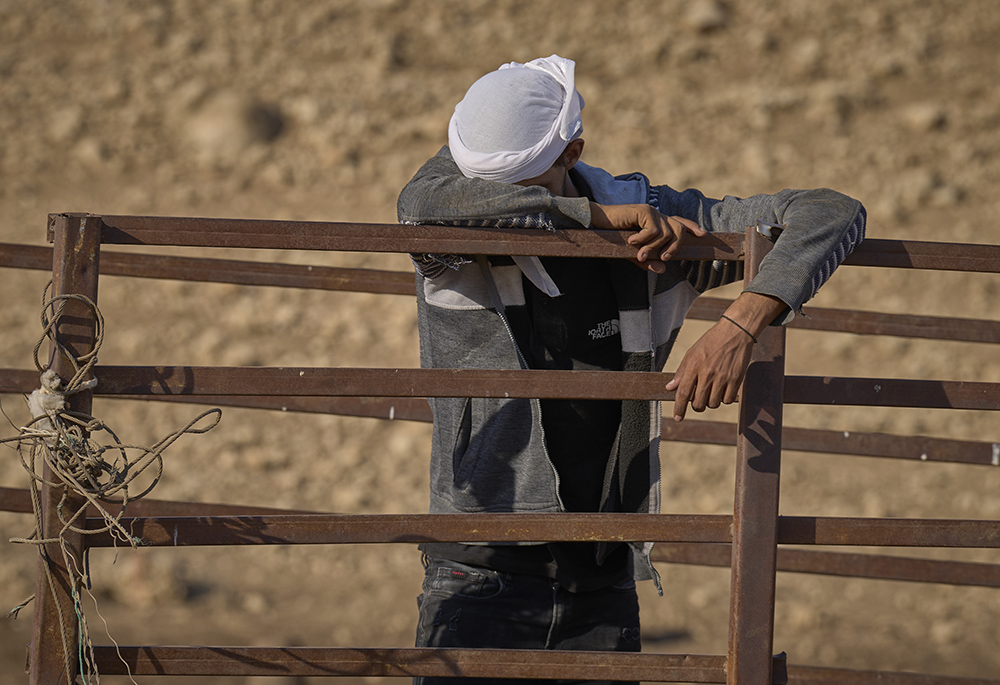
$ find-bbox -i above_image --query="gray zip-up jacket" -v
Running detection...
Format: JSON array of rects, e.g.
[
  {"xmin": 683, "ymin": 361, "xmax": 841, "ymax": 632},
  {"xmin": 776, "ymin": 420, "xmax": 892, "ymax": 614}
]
[{"xmin": 398, "ymin": 146, "xmax": 866, "ymax": 580}]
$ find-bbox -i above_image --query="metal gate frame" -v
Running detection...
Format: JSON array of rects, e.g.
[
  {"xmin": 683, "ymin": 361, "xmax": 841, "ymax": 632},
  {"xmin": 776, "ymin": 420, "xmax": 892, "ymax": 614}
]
[{"xmin": 3, "ymin": 212, "xmax": 999, "ymax": 684}]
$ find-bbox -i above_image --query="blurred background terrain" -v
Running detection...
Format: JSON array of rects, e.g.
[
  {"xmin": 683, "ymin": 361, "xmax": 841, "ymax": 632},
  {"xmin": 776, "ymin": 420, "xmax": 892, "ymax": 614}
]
[{"xmin": 1, "ymin": 1, "xmax": 998, "ymax": 682}]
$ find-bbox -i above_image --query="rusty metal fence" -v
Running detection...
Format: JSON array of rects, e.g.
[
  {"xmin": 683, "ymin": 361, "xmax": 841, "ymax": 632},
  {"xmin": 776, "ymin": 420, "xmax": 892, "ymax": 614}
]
[{"xmin": 1, "ymin": 213, "xmax": 999, "ymax": 684}]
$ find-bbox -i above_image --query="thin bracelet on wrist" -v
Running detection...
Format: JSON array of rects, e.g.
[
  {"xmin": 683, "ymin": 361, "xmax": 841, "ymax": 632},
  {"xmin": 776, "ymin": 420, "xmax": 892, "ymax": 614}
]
[{"xmin": 720, "ymin": 314, "xmax": 758, "ymax": 344}]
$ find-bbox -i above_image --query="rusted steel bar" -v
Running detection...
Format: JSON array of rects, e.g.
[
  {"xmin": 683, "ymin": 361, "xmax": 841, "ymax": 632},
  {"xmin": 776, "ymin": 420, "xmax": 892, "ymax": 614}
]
[
  {"xmin": 840, "ymin": 237, "xmax": 1000, "ymax": 273},
  {"xmin": 0, "ymin": 367, "xmax": 41, "ymax": 393},
  {"xmin": 689, "ymin": 297, "xmax": 1000, "ymax": 344},
  {"xmin": 9, "ymin": 367, "xmax": 1000, "ymax": 466},
  {"xmin": 83, "ymin": 513, "xmax": 734, "ymax": 548},
  {"xmin": 778, "ymin": 516, "xmax": 1000, "ymax": 547},
  {"xmin": 9, "ymin": 485, "xmax": 994, "ymax": 587},
  {"xmin": 6, "ymin": 376, "xmax": 998, "ymax": 465},
  {"xmin": 7, "ymin": 487, "xmax": 995, "ymax": 586},
  {"xmin": 785, "ymin": 664, "xmax": 1000, "ymax": 685},
  {"xmin": 50, "ymin": 213, "xmax": 1000, "ymax": 273},
  {"xmin": 785, "ymin": 376, "xmax": 1000, "ymax": 411},
  {"xmin": 8, "ymin": 241, "xmax": 1000, "ymax": 343},
  {"xmin": 652, "ymin": 542, "xmax": 1000, "ymax": 588},
  {"xmin": 771, "ymin": 547, "xmax": 1000, "ymax": 586},
  {"xmin": 0, "ymin": 242, "xmax": 416, "ymax": 295},
  {"xmin": 0, "ymin": 486, "xmax": 33, "ymax": 513},
  {"xmin": 54, "ymin": 365, "xmax": 1000, "ymax": 410},
  {"xmin": 10, "ymin": 241, "xmax": 1000, "ymax": 343},
  {"xmin": 91, "ymin": 365, "xmax": 673, "ymax": 400},
  {"xmin": 0, "ymin": 486, "xmax": 315, "ymax": 517},
  {"xmin": 109, "ymin": 393, "xmax": 436, "ymax": 422},
  {"xmin": 94, "ymin": 645, "xmax": 1000, "ymax": 684},
  {"xmin": 30, "ymin": 214, "xmax": 102, "ymax": 685},
  {"xmin": 91, "ymin": 646, "xmax": 739, "ymax": 682},
  {"xmin": 661, "ymin": 419, "xmax": 1000, "ymax": 467},
  {"xmin": 0, "ymin": 242, "xmax": 51, "ymax": 270},
  {"xmin": 74, "ymin": 213, "xmax": 744, "ymax": 261},
  {"xmin": 8, "ymin": 370, "xmax": 996, "ymax": 465},
  {"xmin": 728, "ymin": 228, "xmax": 785, "ymax": 685},
  {"xmin": 74, "ymin": 514, "xmax": 1000, "ymax": 550}
]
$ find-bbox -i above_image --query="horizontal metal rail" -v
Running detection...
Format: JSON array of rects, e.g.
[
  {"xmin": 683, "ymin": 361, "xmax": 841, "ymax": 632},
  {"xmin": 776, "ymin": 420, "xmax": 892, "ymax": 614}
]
[
  {"xmin": 87, "ymin": 513, "xmax": 734, "ymax": 548},
  {"xmin": 74, "ymin": 213, "xmax": 746, "ymax": 261},
  {"xmin": 44, "ymin": 213, "xmax": 1000, "ymax": 273},
  {"xmin": 103, "ymin": 394, "xmax": 1000, "ymax": 467},
  {"xmin": 3, "ymin": 488, "xmax": 997, "ymax": 587},
  {"xmin": 90, "ymin": 646, "xmax": 737, "ymax": 682},
  {"xmin": 80, "ymin": 513, "xmax": 1000, "ymax": 549},
  {"xmin": 88, "ymin": 646, "xmax": 1000, "ymax": 684},
  {"xmin": 652, "ymin": 543, "xmax": 1000, "ymax": 588},
  {"xmin": 661, "ymin": 419, "xmax": 1000, "ymax": 467},
  {"xmin": 50, "ymin": 365, "xmax": 1000, "ymax": 411},
  {"xmin": 3, "ymin": 369, "xmax": 997, "ymax": 464},
  {"xmin": 777, "ymin": 516, "xmax": 1000, "ymax": 547},
  {"xmin": 0, "ymin": 242, "xmax": 416, "ymax": 295},
  {"xmin": 0, "ymin": 486, "xmax": 315, "ymax": 517},
  {"xmin": 687, "ymin": 298, "xmax": 1000, "ymax": 345},
  {"xmin": 7, "ymin": 241, "xmax": 999, "ymax": 343},
  {"xmin": 0, "ymin": 486, "xmax": 32, "ymax": 514},
  {"xmin": 784, "ymin": 664, "xmax": 1000, "ymax": 685}
]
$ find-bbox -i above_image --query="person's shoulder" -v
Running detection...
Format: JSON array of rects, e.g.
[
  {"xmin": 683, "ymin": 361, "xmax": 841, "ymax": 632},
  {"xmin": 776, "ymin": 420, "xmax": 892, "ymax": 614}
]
[{"xmin": 574, "ymin": 162, "xmax": 651, "ymax": 205}]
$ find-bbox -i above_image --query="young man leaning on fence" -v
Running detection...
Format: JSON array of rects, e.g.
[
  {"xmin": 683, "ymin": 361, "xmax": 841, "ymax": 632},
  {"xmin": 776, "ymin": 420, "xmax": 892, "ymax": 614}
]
[{"xmin": 397, "ymin": 54, "xmax": 866, "ymax": 685}]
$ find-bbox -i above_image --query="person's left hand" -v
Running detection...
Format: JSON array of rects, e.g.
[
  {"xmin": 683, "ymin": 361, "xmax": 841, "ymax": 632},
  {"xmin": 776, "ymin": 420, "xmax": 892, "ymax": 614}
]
[
  {"xmin": 665, "ymin": 292, "xmax": 786, "ymax": 421},
  {"xmin": 665, "ymin": 321, "xmax": 755, "ymax": 421}
]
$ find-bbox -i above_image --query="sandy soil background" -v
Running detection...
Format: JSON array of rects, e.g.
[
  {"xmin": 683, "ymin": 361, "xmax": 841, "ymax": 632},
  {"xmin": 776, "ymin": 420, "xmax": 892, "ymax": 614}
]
[{"xmin": 1, "ymin": 1, "xmax": 999, "ymax": 683}]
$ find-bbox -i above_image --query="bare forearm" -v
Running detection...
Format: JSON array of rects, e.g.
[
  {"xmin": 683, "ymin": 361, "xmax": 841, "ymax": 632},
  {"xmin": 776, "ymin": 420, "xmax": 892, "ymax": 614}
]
[
  {"xmin": 664, "ymin": 291, "xmax": 786, "ymax": 421},
  {"xmin": 718, "ymin": 292, "xmax": 787, "ymax": 342}
]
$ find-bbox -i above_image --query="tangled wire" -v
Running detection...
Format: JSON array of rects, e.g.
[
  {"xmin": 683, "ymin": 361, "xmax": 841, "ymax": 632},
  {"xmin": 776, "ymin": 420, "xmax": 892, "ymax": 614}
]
[{"xmin": 2, "ymin": 287, "xmax": 221, "ymax": 684}]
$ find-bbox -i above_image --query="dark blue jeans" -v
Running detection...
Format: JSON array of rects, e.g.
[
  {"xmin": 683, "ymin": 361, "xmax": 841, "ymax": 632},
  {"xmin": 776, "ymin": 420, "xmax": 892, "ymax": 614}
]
[{"xmin": 414, "ymin": 557, "xmax": 641, "ymax": 685}]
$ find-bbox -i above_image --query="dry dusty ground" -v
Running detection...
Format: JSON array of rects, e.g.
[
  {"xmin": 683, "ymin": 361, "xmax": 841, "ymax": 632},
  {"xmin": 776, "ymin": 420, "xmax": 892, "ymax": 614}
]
[{"xmin": 1, "ymin": 1, "xmax": 999, "ymax": 683}]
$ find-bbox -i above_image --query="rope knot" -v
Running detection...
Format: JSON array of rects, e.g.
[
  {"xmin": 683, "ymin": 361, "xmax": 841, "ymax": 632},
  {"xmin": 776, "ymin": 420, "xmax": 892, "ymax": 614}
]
[{"xmin": 3, "ymin": 286, "xmax": 222, "ymax": 685}]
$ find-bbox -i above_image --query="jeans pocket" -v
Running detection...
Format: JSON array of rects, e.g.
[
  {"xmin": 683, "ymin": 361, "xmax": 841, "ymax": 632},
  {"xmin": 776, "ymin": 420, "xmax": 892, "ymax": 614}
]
[{"xmin": 425, "ymin": 560, "xmax": 506, "ymax": 600}]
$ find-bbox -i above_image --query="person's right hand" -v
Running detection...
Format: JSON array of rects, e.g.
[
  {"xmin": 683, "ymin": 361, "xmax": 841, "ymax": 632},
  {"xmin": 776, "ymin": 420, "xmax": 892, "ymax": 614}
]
[{"xmin": 590, "ymin": 203, "xmax": 705, "ymax": 273}]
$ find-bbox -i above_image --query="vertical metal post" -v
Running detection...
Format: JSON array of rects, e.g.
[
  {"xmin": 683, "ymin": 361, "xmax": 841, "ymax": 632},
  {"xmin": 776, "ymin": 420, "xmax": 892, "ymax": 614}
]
[
  {"xmin": 30, "ymin": 214, "xmax": 101, "ymax": 685},
  {"xmin": 727, "ymin": 227, "xmax": 786, "ymax": 685}
]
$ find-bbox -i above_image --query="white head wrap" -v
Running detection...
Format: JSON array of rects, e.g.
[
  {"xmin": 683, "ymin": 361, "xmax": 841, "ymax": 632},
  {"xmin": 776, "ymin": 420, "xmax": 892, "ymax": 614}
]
[{"xmin": 448, "ymin": 55, "xmax": 584, "ymax": 183}]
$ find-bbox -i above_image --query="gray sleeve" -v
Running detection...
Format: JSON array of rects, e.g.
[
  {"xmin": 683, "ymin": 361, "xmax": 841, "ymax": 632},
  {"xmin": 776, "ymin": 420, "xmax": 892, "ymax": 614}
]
[
  {"xmin": 653, "ymin": 185, "xmax": 867, "ymax": 321},
  {"xmin": 396, "ymin": 147, "xmax": 592, "ymax": 229}
]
